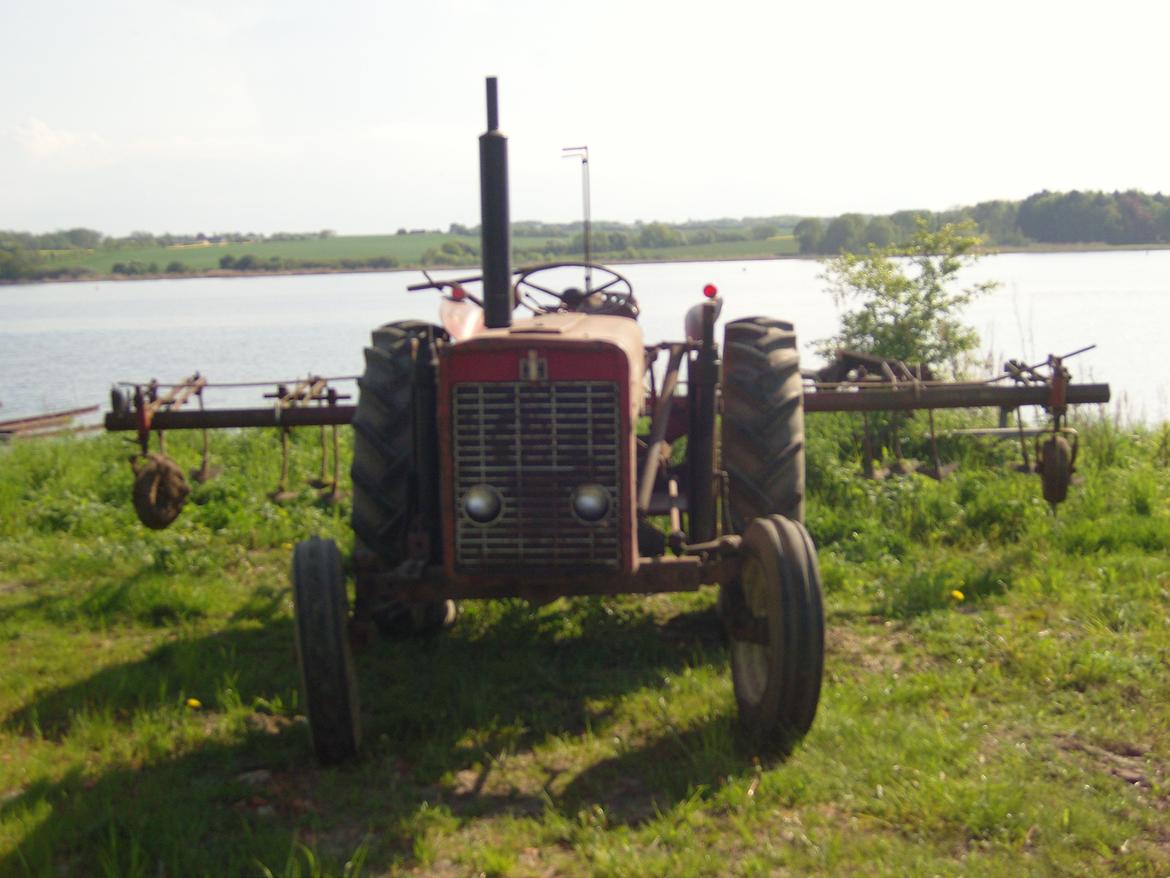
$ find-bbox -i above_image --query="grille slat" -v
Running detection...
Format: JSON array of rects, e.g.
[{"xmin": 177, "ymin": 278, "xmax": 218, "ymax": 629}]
[{"xmin": 453, "ymin": 381, "xmax": 621, "ymax": 569}]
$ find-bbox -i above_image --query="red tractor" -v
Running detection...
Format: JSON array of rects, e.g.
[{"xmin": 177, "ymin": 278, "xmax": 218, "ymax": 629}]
[{"xmin": 291, "ymin": 79, "xmax": 824, "ymax": 763}]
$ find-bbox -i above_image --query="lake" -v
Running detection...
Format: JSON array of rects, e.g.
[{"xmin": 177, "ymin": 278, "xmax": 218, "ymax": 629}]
[{"xmin": 1, "ymin": 250, "xmax": 1165, "ymax": 425}]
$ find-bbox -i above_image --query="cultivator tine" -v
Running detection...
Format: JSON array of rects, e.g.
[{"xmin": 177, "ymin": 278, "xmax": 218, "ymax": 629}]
[
  {"xmin": 307, "ymin": 424, "xmax": 330, "ymax": 489},
  {"xmin": 270, "ymin": 424, "xmax": 299, "ymax": 502},
  {"xmin": 317, "ymin": 385, "xmax": 346, "ymax": 504},
  {"xmin": 1013, "ymin": 407, "xmax": 1032, "ymax": 473},
  {"xmin": 920, "ymin": 409, "xmax": 957, "ymax": 481},
  {"xmin": 268, "ymin": 382, "xmax": 297, "ymax": 502},
  {"xmin": 260, "ymin": 377, "xmax": 351, "ymax": 503},
  {"xmin": 191, "ymin": 387, "xmax": 221, "ymax": 484},
  {"xmin": 321, "ymin": 422, "xmax": 343, "ymax": 505}
]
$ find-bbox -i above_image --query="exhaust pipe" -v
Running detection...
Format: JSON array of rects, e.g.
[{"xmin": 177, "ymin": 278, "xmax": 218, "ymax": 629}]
[{"xmin": 479, "ymin": 77, "xmax": 512, "ymax": 329}]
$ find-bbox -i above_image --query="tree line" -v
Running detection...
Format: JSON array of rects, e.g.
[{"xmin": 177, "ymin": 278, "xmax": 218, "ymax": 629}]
[{"xmin": 794, "ymin": 189, "xmax": 1170, "ymax": 255}]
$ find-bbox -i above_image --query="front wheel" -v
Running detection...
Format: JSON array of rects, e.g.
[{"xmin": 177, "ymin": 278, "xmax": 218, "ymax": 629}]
[
  {"xmin": 721, "ymin": 515, "xmax": 824, "ymax": 754},
  {"xmin": 292, "ymin": 537, "xmax": 361, "ymax": 764}
]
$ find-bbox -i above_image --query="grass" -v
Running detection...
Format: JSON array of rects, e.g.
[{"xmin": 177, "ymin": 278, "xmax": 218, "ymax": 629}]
[
  {"xmin": 1, "ymin": 414, "xmax": 1168, "ymax": 875},
  {"xmin": 30, "ymin": 234, "xmax": 799, "ymax": 279},
  {"xmin": 37, "ymin": 235, "xmax": 557, "ymax": 276}
]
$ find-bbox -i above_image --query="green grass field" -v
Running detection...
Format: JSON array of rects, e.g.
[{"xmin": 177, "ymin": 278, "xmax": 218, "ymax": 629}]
[
  {"xmin": 33, "ymin": 233, "xmax": 798, "ymax": 278},
  {"xmin": 39, "ymin": 235, "xmax": 553, "ymax": 275},
  {"xmin": 1, "ymin": 413, "xmax": 1168, "ymax": 875}
]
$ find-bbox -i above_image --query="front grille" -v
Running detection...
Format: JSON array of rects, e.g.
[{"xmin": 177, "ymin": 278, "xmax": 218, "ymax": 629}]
[{"xmin": 453, "ymin": 381, "xmax": 621, "ymax": 569}]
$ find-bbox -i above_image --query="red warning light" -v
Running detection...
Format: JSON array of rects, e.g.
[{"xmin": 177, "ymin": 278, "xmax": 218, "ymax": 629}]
[
  {"xmin": 703, "ymin": 283, "xmax": 718, "ymax": 299},
  {"xmin": 451, "ymin": 284, "xmax": 466, "ymax": 301}
]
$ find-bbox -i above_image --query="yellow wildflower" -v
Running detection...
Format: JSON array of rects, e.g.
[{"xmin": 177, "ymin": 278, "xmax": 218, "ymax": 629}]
[
  {"xmin": 186, "ymin": 697, "xmax": 203, "ymax": 710},
  {"xmin": 950, "ymin": 590, "xmax": 965, "ymax": 602}
]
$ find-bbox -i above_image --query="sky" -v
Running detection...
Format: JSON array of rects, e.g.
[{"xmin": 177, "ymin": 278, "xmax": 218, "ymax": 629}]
[{"xmin": 2, "ymin": 0, "xmax": 1167, "ymax": 236}]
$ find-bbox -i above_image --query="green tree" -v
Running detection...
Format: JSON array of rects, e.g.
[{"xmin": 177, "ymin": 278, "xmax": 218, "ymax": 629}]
[
  {"xmin": 889, "ymin": 209, "xmax": 930, "ymax": 240},
  {"xmin": 818, "ymin": 221, "xmax": 997, "ymax": 376},
  {"xmin": 636, "ymin": 222, "xmax": 683, "ymax": 248},
  {"xmin": 793, "ymin": 218, "xmax": 824, "ymax": 254},
  {"xmin": 821, "ymin": 213, "xmax": 866, "ymax": 253},
  {"xmin": 862, "ymin": 217, "xmax": 896, "ymax": 249},
  {"xmin": 0, "ymin": 247, "xmax": 35, "ymax": 280}
]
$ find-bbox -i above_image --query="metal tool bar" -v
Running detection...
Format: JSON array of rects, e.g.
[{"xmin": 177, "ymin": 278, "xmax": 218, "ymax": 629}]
[
  {"xmin": 803, "ymin": 382, "xmax": 1110, "ymax": 413},
  {"xmin": 105, "ymin": 406, "xmax": 357, "ymax": 431},
  {"xmin": 115, "ymin": 375, "xmax": 359, "ymax": 388},
  {"xmin": 106, "ymin": 381, "xmax": 1110, "ymax": 432}
]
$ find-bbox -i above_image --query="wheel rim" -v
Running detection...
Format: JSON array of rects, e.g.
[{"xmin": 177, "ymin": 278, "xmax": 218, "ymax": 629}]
[{"xmin": 731, "ymin": 554, "xmax": 771, "ymax": 707}]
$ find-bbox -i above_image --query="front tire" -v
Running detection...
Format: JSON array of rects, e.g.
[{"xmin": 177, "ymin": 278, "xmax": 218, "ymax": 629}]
[
  {"xmin": 723, "ymin": 516, "xmax": 824, "ymax": 753},
  {"xmin": 292, "ymin": 537, "xmax": 361, "ymax": 764}
]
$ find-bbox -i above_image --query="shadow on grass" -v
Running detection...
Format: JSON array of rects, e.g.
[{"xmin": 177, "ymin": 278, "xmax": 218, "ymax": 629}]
[{"xmin": 1, "ymin": 599, "xmax": 763, "ymax": 874}]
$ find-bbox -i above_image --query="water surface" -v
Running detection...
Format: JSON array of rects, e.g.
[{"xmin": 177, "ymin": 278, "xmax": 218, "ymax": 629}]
[{"xmin": 1, "ymin": 250, "xmax": 1164, "ymax": 424}]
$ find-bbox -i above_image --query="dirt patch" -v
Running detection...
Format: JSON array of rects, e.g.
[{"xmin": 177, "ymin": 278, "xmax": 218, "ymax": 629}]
[
  {"xmin": 443, "ymin": 753, "xmax": 558, "ymax": 818},
  {"xmin": 826, "ymin": 621, "xmax": 914, "ymax": 676},
  {"xmin": 1056, "ymin": 734, "xmax": 1166, "ymax": 796},
  {"xmin": 244, "ymin": 711, "xmax": 301, "ymax": 736}
]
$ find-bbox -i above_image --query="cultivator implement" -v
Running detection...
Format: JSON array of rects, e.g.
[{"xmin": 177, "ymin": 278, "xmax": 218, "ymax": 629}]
[
  {"xmin": 106, "ymin": 346, "xmax": 1108, "ymax": 528},
  {"xmin": 106, "ymin": 373, "xmax": 354, "ymax": 528},
  {"xmin": 805, "ymin": 346, "xmax": 1107, "ymax": 504}
]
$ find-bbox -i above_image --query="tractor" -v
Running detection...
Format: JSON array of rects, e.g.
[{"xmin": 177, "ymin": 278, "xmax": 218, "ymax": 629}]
[{"xmin": 290, "ymin": 78, "xmax": 824, "ymax": 763}]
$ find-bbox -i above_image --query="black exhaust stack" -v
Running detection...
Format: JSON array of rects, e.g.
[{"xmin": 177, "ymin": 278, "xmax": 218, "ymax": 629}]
[{"xmin": 480, "ymin": 77, "xmax": 512, "ymax": 329}]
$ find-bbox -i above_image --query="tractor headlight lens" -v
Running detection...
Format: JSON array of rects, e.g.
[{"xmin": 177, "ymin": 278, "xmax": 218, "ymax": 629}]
[
  {"xmin": 463, "ymin": 485, "xmax": 503, "ymax": 524},
  {"xmin": 571, "ymin": 483, "xmax": 610, "ymax": 523}
]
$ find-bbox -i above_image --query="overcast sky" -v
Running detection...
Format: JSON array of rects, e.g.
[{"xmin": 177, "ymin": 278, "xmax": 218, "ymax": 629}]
[{"xmin": 2, "ymin": 0, "xmax": 1166, "ymax": 236}]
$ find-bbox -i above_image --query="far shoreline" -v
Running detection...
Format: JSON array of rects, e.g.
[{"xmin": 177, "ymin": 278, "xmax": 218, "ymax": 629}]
[{"xmin": 3, "ymin": 241, "xmax": 1169, "ymax": 288}]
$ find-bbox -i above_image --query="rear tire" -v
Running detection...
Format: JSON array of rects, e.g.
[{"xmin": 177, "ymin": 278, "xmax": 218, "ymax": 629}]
[
  {"xmin": 723, "ymin": 516, "xmax": 824, "ymax": 754},
  {"xmin": 292, "ymin": 537, "xmax": 361, "ymax": 764},
  {"xmin": 350, "ymin": 320, "xmax": 455, "ymax": 636},
  {"xmin": 721, "ymin": 317, "xmax": 805, "ymax": 529}
]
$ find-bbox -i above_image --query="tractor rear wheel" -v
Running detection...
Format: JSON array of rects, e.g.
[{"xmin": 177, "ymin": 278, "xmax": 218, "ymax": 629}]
[
  {"xmin": 723, "ymin": 515, "xmax": 824, "ymax": 754},
  {"xmin": 721, "ymin": 317, "xmax": 805, "ymax": 529},
  {"xmin": 292, "ymin": 537, "xmax": 361, "ymax": 764},
  {"xmin": 350, "ymin": 320, "xmax": 456, "ymax": 636}
]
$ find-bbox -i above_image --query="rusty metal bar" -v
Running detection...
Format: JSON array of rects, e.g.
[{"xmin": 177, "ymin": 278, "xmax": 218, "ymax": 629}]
[
  {"xmin": 104, "ymin": 380, "xmax": 1110, "ymax": 432},
  {"xmin": 803, "ymin": 382, "xmax": 1110, "ymax": 413},
  {"xmin": 638, "ymin": 344, "xmax": 687, "ymax": 513},
  {"xmin": 105, "ymin": 406, "xmax": 357, "ymax": 431}
]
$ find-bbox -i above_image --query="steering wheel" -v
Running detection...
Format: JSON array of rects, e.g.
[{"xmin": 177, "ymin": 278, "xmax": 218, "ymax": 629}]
[{"xmin": 512, "ymin": 262, "xmax": 638, "ymax": 318}]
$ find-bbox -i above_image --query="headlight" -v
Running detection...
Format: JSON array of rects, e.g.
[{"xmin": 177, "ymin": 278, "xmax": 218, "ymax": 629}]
[
  {"xmin": 571, "ymin": 483, "xmax": 610, "ymax": 523},
  {"xmin": 463, "ymin": 484, "xmax": 503, "ymax": 524}
]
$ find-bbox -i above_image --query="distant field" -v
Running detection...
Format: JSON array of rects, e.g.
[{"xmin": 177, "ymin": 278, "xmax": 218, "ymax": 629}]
[
  {"xmin": 37, "ymin": 234, "xmax": 552, "ymax": 274},
  {"xmin": 615, "ymin": 235, "xmax": 798, "ymax": 261},
  {"xmin": 33, "ymin": 233, "xmax": 800, "ymax": 277}
]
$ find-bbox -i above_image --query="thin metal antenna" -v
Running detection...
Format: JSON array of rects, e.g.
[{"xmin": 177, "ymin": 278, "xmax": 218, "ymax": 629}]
[{"xmin": 562, "ymin": 145, "xmax": 591, "ymax": 292}]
